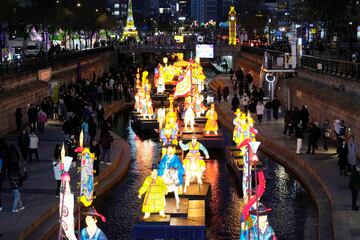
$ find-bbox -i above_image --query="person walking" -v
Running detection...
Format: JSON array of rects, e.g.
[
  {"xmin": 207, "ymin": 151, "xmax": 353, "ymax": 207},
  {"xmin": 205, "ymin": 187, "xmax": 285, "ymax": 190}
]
[
  {"xmin": 37, "ymin": 108, "xmax": 47, "ymax": 131},
  {"xmin": 100, "ymin": 131, "xmax": 114, "ymax": 165},
  {"xmin": 88, "ymin": 118, "xmax": 97, "ymax": 144},
  {"xmin": 241, "ymin": 93, "xmax": 249, "ymax": 113},
  {"xmin": 349, "ymin": 167, "xmax": 360, "ymax": 211},
  {"xmin": 231, "ymin": 94, "xmax": 240, "ymax": 112},
  {"xmin": 10, "ymin": 169, "xmax": 25, "ymax": 213},
  {"xmin": 81, "ymin": 120, "xmax": 90, "ymax": 145},
  {"xmin": 58, "ymin": 99, "xmax": 67, "ymax": 122},
  {"xmin": 313, "ymin": 122, "xmax": 321, "ymax": 150},
  {"xmin": 52, "ymin": 144, "xmax": 62, "ymax": 197},
  {"xmin": 338, "ymin": 139, "xmax": 349, "ymax": 176},
  {"xmin": 271, "ymin": 96, "xmax": 281, "ymax": 120},
  {"xmin": 300, "ymin": 105, "xmax": 309, "ymax": 131},
  {"xmin": 348, "ymin": 135, "xmax": 359, "ymax": 173},
  {"xmin": 283, "ymin": 111, "xmax": 293, "ymax": 136},
  {"xmin": 28, "ymin": 132, "xmax": 39, "ymax": 162},
  {"xmin": 295, "ymin": 123, "xmax": 304, "ymax": 154},
  {"xmin": 90, "ymin": 140, "xmax": 101, "ymax": 177},
  {"xmin": 27, "ymin": 104, "xmax": 38, "ymax": 132},
  {"xmin": 306, "ymin": 123, "xmax": 317, "ymax": 154},
  {"xmin": 264, "ymin": 101, "xmax": 272, "ymax": 121},
  {"xmin": 223, "ymin": 87, "xmax": 229, "ymax": 102},
  {"xmin": 96, "ymin": 104, "xmax": 105, "ymax": 129},
  {"xmin": 322, "ymin": 119, "xmax": 331, "ymax": 151},
  {"xmin": 256, "ymin": 101, "xmax": 265, "ymax": 124},
  {"xmin": 18, "ymin": 130, "xmax": 29, "ymax": 162},
  {"xmin": 15, "ymin": 108, "xmax": 22, "ymax": 133}
]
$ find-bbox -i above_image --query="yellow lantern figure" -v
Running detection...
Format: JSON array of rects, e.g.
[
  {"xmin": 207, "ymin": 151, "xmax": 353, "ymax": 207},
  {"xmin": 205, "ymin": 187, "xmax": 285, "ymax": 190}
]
[
  {"xmin": 138, "ymin": 168, "xmax": 167, "ymax": 219},
  {"xmin": 233, "ymin": 109, "xmax": 247, "ymax": 145},
  {"xmin": 229, "ymin": 6, "xmax": 237, "ymax": 45},
  {"xmin": 204, "ymin": 104, "xmax": 219, "ymax": 135},
  {"xmin": 165, "ymin": 107, "xmax": 178, "ymax": 133}
]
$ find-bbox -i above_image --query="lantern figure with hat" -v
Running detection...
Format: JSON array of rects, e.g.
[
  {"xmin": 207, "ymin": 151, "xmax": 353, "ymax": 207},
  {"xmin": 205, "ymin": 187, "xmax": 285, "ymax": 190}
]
[
  {"xmin": 138, "ymin": 163, "xmax": 168, "ymax": 219},
  {"xmin": 80, "ymin": 207, "xmax": 108, "ymax": 239},
  {"xmin": 204, "ymin": 104, "xmax": 219, "ymax": 135}
]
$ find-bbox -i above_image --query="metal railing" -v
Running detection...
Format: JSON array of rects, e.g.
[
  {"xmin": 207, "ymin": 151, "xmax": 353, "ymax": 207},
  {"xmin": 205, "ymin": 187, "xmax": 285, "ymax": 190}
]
[
  {"xmin": 0, "ymin": 46, "xmax": 113, "ymax": 77},
  {"xmin": 301, "ymin": 55, "xmax": 360, "ymax": 80},
  {"xmin": 241, "ymin": 46, "xmax": 360, "ymax": 80}
]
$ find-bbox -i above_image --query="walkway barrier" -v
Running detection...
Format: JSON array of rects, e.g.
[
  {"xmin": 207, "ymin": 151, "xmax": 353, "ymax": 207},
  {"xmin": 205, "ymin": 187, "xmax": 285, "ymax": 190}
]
[
  {"xmin": 301, "ymin": 55, "xmax": 360, "ymax": 80},
  {"xmin": 241, "ymin": 46, "xmax": 360, "ymax": 80},
  {"xmin": 0, "ymin": 46, "xmax": 113, "ymax": 77}
]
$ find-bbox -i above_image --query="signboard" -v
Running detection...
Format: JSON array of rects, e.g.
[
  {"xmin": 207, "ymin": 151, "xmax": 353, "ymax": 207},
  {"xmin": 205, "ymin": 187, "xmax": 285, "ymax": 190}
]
[
  {"xmin": 195, "ymin": 44, "xmax": 214, "ymax": 59},
  {"xmin": 38, "ymin": 67, "xmax": 52, "ymax": 82},
  {"xmin": 357, "ymin": 26, "xmax": 360, "ymax": 40}
]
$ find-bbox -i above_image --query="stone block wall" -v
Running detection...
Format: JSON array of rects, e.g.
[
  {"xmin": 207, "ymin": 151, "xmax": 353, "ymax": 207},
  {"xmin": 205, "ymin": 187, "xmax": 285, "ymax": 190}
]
[
  {"xmin": 0, "ymin": 82, "xmax": 48, "ymax": 136},
  {"xmin": 0, "ymin": 50, "xmax": 118, "ymax": 136}
]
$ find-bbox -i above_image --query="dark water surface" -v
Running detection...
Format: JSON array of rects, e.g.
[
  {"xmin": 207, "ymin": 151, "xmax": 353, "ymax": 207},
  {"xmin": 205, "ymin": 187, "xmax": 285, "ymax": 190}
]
[{"xmin": 96, "ymin": 110, "xmax": 317, "ymax": 240}]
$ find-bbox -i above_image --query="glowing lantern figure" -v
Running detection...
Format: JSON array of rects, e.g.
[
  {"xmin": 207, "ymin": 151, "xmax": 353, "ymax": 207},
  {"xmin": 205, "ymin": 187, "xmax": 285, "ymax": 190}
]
[
  {"xmin": 204, "ymin": 104, "xmax": 219, "ymax": 135},
  {"xmin": 138, "ymin": 166, "xmax": 168, "ymax": 219},
  {"xmin": 158, "ymin": 145, "xmax": 185, "ymax": 210},
  {"xmin": 228, "ymin": 6, "xmax": 237, "ymax": 45},
  {"xmin": 183, "ymin": 96, "xmax": 196, "ymax": 131},
  {"xmin": 179, "ymin": 137, "xmax": 209, "ymax": 193},
  {"xmin": 59, "ymin": 173, "xmax": 77, "ymax": 240}
]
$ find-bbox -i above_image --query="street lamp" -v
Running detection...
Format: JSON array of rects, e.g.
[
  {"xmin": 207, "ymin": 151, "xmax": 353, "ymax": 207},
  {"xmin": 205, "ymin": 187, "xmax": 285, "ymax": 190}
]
[{"xmin": 76, "ymin": 3, "xmax": 81, "ymax": 7}]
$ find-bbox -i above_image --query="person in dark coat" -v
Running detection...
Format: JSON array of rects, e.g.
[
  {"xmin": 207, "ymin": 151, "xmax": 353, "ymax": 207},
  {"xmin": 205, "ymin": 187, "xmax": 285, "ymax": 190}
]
[
  {"xmin": 264, "ymin": 101, "xmax": 272, "ymax": 121},
  {"xmin": 27, "ymin": 104, "xmax": 38, "ymax": 132},
  {"xmin": 306, "ymin": 123, "xmax": 317, "ymax": 154},
  {"xmin": 236, "ymin": 68, "xmax": 244, "ymax": 96},
  {"xmin": 217, "ymin": 86, "xmax": 222, "ymax": 103},
  {"xmin": 300, "ymin": 105, "xmax": 309, "ymax": 131},
  {"xmin": 90, "ymin": 140, "xmax": 101, "ymax": 177},
  {"xmin": 15, "ymin": 108, "xmax": 22, "ymax": 133},
  {"xmin": 223, "ymin": 87, "xmax": 229, "ymax": 102},
  {"xmin": 338, "ymin": 139, "xmax": 349, "ymax": 176},
  {"xmin": 88, "ymin": 118, "xmax": 97, "ymax": 144},
  {"xmin": 100, "ymin": 132, "xmax": 114, "ymax": 165},
  {"xmin": 231, "ymin": 94, "xmax": 240, "ymax": 112},
  {"xmin": 349, "ymin": 167, "xmax": 360, "ymax": 211},
  {"xmin": 283, "ymin": 111, "xmax": 293, "ymax": 136},
  {"xmin": 271, "ymin": 96, "xmax": 281, "ymax": 120},
  {"xmin": 313, "ymin": 123, "xmax": 321, "ymax": 150},
  {"xmin": 96, "ymin": 104, "xmax": 105, "ymax": 129},
  {"xmin": 18, "ymin": 130, "xmax": 29, "ymax": 162}
]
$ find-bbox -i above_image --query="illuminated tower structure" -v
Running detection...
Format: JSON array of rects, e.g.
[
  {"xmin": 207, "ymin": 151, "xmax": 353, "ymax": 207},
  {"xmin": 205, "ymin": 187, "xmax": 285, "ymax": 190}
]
[
  {"xmin": 228, "ymin": 6, "xmax": 237, "ymax": 45},
  {"xmin": 120, "ymin": 0, "xmax": 140, "ymax": 42}
]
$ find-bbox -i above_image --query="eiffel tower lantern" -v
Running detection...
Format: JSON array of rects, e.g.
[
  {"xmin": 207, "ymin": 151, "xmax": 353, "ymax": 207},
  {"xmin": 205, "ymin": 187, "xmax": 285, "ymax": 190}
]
[
  {"xmin": 228, "ymin": 6, "xmax": 237, "ymax": 45},
  {"xmin": 120, "ymin": 0, "xmax": 140, "ymax": 42}
]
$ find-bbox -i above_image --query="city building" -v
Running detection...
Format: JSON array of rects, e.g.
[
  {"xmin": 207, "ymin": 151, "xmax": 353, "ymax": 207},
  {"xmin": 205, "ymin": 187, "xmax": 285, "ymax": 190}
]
[{"xmin": 190, "ymin": 0, "xmax": 217, "ymax": 23}]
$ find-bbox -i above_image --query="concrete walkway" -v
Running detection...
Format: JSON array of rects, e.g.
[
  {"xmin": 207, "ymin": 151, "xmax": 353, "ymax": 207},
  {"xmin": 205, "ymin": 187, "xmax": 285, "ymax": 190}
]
[
  {"xmin": 0, "ymin": 100, "xmax": 132, "ymax": 239},
  {"xmin": 210, "ymin": 75, "xmax": 360, "ymax": 240}
]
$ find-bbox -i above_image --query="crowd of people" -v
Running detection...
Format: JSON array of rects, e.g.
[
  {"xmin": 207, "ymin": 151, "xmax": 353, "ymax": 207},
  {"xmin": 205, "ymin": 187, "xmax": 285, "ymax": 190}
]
[{"xmin": 0, "ymin": 63, "xmax": 136, "ymax": 214}]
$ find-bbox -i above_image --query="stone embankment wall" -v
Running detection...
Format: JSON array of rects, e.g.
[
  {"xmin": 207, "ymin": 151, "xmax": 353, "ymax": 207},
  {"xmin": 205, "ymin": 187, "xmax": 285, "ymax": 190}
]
[
  {"xmin": 234, "ymin": 51, "xmax": 360, "ymax": 146},
  {"xmin": 0, "ymin": 50, "xmax": 118, "ymax": 136}
]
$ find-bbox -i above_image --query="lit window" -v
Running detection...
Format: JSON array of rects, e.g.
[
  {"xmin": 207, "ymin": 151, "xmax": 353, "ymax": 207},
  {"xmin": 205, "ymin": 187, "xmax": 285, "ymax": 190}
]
[{"xmin": 113, "ymin": 11, "xmax": 120, "ymax": 15}]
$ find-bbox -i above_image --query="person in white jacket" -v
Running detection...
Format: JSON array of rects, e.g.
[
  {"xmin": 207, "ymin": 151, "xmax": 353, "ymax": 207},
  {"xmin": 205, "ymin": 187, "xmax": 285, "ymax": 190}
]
[
  {"xmin": 256, "ymin": 101, "xmax": 265, "ymax": 124},
  {"xmin": 28, "ymin": 132, "xmax": 39, "ymax": 162}
]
